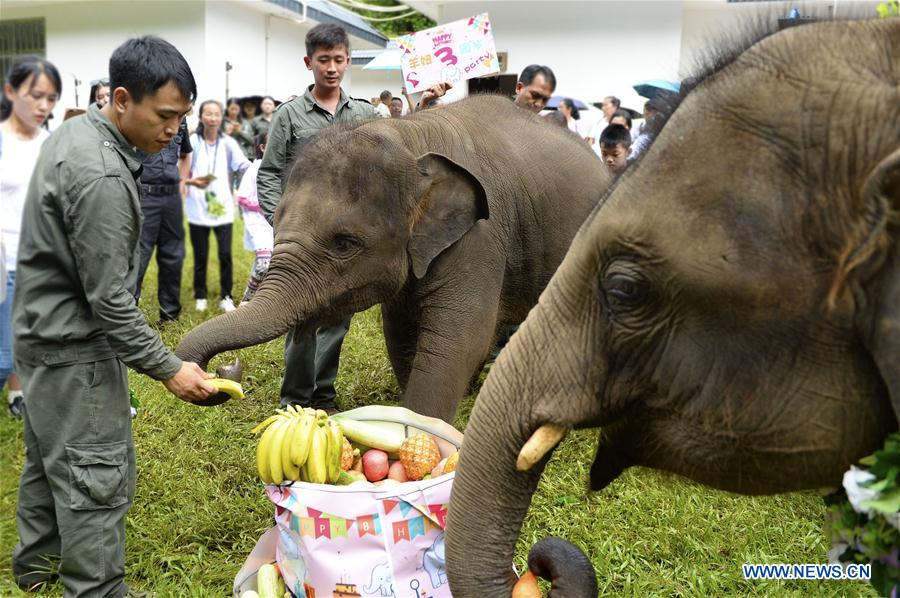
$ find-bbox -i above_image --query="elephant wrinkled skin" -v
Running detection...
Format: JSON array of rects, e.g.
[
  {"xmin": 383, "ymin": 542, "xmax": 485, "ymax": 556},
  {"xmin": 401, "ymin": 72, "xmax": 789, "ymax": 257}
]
[
  {"xmin": 175, "ymin": 96, "xmax": 607, "ymax": 422},
  {"xmin": 446, "ymin": 19, "xmax": 900, "ymax": 596}
]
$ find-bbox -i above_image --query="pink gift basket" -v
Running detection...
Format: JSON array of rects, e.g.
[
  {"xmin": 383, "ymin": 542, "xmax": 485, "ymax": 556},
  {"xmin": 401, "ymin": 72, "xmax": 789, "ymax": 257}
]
[{"xmin": 234, "ymin": 405, "xmax": 463, "ymax": 598}]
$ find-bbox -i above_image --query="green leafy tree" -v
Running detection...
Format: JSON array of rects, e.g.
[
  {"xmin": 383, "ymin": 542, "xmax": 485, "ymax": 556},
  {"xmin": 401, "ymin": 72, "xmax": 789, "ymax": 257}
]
[
  {"xmin": 341, "ymin": 0, "xmax": 435, "ymax": 38},
  {"xmin": 876, "ymin": 0, "xmax": 900, "ymax": 18}
]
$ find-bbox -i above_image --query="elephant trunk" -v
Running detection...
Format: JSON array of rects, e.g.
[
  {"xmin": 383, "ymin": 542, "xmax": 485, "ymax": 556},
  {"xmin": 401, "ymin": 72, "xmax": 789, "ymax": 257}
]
[
  {"xmin": 175, "ymin": 284, "xmax": 299, "ymax": 369},
  {"xmin": 527, "ymin": 537, "xmax": 598, "ymax": 597},
  {"xmin": 446, "ymin": 301, "xmax": 566, "ymax": 596}
]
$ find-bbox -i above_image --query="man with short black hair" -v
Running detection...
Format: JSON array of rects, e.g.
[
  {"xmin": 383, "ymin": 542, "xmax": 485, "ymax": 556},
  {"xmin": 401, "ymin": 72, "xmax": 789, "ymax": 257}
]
[
  {"xmin": 258, "ymin": 23, "xmax": 376, "ymax": 413},
  {"xmin": 513, "ymin": 64, "xmax": 557, "ymax": 113},
  {"xmin": 11, "ymin": 35, "xmax": 213, "ymax": 595}
]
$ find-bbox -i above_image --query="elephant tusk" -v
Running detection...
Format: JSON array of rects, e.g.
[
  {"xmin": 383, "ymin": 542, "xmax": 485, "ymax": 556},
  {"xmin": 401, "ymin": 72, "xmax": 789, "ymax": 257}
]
[{"xmin": 517, "ymin": 424, "xmax": 568, "ymax": 471}]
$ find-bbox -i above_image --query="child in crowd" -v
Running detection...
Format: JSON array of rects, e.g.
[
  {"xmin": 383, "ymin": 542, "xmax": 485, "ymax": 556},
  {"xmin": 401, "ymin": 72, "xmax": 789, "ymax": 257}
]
[
  {"xmin": 236, "ymin": 131, "xmax": 273, "ymax": 304},
  {"xmin": 598, "ymin": 124, "xmax": 631, "ymax": 175}
]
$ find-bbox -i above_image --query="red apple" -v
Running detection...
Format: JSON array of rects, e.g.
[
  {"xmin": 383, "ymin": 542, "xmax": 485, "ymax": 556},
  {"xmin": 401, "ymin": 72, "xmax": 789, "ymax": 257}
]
[
  {"xmin": 388, "ymin": 460, "xmax": 409, "ymax": 482},
  {"xmin": 362, "ymin": 449, "xmax": 389, "ymax": 482}
]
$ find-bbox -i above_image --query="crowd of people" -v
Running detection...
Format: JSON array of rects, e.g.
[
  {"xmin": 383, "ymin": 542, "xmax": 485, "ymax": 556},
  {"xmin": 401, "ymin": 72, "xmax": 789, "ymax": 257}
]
[{"xmin": 0, "ymin": 19, "xmax": 672, "ymax": 594}]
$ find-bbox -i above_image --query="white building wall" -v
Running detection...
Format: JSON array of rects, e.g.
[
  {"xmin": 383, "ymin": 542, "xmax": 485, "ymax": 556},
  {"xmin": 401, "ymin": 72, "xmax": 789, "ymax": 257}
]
[
  {"xmin": 346, "ymin": 68, "xmax": 407, "ymax": 108},
  {"xmin": 2, "ymin": 0, "xmax": 386, "ymax": 127},
  {"xmin": 202, "ymin": 1, "xmax": 269, "ymax": 103},
  {"xmin": 405, "ymin": 0, "xmax": 685, "ymax": 112},
  {"xmin": 2, "ymin": 0, "xmax": 206, "ymax": 122},
  {"xmin": 679, "ymin": 0, "xmax": 880, "ymax": 78},
  {"xmin": 258, "ymin": 12, "xmax": 316, "ymax": 101},
  {"xmin": 199, "ymin": 1, "xmax": 385, "ymax": 105}
]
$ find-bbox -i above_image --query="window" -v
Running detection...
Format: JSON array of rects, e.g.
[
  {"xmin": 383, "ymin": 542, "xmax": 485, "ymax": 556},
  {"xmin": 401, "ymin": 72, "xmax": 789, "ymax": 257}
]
[{"xmin": 0, "ymin": 18, "xmax": 46, "ymax": 85}]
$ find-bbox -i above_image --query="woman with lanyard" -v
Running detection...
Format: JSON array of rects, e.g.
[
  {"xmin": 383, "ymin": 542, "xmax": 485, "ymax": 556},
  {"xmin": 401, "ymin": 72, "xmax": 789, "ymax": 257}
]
[{"xmin": 184, "ymin": 99, "xmax": 250, "ymax": 313}]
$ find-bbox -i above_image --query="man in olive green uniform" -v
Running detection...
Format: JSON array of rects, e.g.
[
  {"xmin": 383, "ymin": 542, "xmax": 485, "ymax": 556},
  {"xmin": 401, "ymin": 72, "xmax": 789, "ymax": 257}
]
[
  {"xmin": 258, "ymin": 23, "xmax": 376, "ymax": 412},
  {"xmin": 11, "ymin": 37, "xmax": 213, "ymax": 595}
]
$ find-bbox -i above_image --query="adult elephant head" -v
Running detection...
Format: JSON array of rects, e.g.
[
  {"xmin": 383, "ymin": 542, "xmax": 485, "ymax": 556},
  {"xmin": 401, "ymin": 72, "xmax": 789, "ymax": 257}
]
[{"xmin": 446, "ymin": 18, "xmax": 900, "ymax": 595}]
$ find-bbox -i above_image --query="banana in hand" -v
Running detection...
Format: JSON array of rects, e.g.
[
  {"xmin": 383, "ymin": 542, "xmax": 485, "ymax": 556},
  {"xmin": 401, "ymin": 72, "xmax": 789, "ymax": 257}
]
[{"xmin": 208, "ymin": 378, "xmax": 244, "ymax": 400}]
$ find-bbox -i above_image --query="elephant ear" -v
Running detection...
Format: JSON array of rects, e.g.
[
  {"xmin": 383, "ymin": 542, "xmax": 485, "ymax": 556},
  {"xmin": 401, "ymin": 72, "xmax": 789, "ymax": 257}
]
[
  {"xmin": 853, "ymin": 147, "xmax": 900, "ymax": 425},
  {"xmin": 408, "ymin": 152, "xmax": 489, "ymax": 279}
]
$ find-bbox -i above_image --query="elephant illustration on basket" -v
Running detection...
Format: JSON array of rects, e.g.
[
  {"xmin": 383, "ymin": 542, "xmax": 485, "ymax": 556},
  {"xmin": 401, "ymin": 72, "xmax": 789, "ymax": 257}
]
[
  {"xmin": 363, "ymin": 562, "xmax": 394, "ymax": 596},
  {"xmin": 421, "ymin": 532, "xmax": 447, "ymax": 589}
]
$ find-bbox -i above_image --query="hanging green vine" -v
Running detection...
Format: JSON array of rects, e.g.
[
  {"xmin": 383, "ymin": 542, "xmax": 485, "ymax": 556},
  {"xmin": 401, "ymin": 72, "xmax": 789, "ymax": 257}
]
[{"xmin": 343, "ymin": 0, "xmax": 435, "ymax": 37}]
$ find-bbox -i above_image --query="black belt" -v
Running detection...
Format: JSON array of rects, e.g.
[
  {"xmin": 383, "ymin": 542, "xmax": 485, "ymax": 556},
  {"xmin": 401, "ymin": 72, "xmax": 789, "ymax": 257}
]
[{"xmin": 140, "ymin": 183, "xmax": 178, "ymax": 195}]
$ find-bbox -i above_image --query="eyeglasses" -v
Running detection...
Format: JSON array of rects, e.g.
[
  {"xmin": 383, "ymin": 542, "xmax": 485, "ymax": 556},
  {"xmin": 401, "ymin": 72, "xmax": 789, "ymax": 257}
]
[{"xmin": 90, "ymin": 78, "xmax": 109, "ymax": 87}]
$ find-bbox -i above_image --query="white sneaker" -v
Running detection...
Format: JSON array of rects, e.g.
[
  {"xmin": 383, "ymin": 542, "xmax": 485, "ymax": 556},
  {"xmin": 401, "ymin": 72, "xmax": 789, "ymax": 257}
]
[
  {"xmin": 195, "ymin": 298, "xmax": 208, "ymax": 311},
  {"xmin": 219, "ymin": 297, "xmax": 236, "ymax": 312}
]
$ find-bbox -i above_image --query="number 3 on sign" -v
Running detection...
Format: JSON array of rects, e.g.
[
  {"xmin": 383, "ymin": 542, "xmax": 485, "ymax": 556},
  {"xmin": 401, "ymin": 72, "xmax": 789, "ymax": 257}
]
[{"xmin": 434, "ymin": 47, "xmax": 458, "ymax": 65}]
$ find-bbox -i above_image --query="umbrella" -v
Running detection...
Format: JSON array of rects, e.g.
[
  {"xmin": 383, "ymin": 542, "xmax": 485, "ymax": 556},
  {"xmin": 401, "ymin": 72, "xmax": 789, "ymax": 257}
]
[
  {"xmin": 363, "ymin": 49, "xmax": 403, "ymax": 71},
  {"xmin": 632, "ymin": 79, "xmax": 680, "ymax": 100},
  {"xmin": 545, "ymin": 96, "xmax": 588, "ymax": 110}
]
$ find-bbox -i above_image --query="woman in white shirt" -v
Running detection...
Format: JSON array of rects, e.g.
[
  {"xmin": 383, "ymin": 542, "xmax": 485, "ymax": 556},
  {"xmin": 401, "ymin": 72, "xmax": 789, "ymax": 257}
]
[
  {"xmin": 184, "ymin": 99, "xmax": 250, "ymax": 312},
  {"xmin": 0, "ymin": 55, "xmax": 61, "ymax": 417}
]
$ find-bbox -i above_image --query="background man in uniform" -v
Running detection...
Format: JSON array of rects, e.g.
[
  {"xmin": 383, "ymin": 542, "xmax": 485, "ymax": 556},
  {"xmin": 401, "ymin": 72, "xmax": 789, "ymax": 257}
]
[
  {"xmin": 257, "ymin": 23, "xmax": 376, "ymax": 413},
  {"xmin": 134, "ymin": 117, "xmax": 192, "ymax": 325},
  {"xmin": 11, "ymin": 36, "xmax": 213, "ymax": 595},
  {"xmin": 513, "ymin": 64, "xmax": 556, "ymax": 113}
]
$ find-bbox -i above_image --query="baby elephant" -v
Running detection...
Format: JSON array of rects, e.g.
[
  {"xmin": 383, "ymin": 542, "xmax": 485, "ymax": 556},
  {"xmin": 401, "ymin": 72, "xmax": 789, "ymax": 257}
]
[{"xmin": 176, "ymin": 95, "xmax": 608, "ymax": 422}]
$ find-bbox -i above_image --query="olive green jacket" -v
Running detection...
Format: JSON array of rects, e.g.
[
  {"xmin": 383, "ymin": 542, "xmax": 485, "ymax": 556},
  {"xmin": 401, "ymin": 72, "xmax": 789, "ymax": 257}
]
[
  {"xmin": 13, "ymin": 104, "xmax": 182, "ymax": 380},
  {"xmin": 228, "ymin": 117, "xmax": 256, "ymax": 160},
  {"xmin": 250, "ymin": 114, "xmax": 272, "ymax": 139},
  {"xmin": 257, "ymin": 85, "xmax": 376, "ymax": 225}
]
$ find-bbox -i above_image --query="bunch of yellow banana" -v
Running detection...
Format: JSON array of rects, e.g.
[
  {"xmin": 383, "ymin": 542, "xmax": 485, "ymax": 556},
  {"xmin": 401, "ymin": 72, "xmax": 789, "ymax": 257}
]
[{"xmin": 252, "ymin": 407, "xmax": 345, "ymax": 485}]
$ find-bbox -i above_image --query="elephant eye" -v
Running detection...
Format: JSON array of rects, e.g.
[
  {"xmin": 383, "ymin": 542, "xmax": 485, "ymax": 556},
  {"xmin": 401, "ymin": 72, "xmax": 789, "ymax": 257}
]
[
  {"xmin": 601, "ymin": 268, "xmax": 649, "ymax": 313},
  {"xmin": 331, "ymin": 234, "xmax": 363, "ymax": 257},
  {"xmin": 608, "ymin": 277, "xmax": 640, "ymax": 300}
]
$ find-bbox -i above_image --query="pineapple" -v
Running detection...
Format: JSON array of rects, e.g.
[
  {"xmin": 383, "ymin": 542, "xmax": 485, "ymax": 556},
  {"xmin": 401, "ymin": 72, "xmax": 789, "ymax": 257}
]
[
  {"xmin": 340, "ymin": 437, "xmax": 358, "ymax": 471},
  {"xmin": 399, "ymin": 433, "xmax": 441, "ymax": 480}
]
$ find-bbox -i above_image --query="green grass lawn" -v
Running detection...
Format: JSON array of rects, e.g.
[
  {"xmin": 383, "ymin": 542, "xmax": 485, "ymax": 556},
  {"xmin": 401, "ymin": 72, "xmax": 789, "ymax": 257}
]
[{"xmin": 0, "ymin": 218, "xmax": 875, "ymax": 596}]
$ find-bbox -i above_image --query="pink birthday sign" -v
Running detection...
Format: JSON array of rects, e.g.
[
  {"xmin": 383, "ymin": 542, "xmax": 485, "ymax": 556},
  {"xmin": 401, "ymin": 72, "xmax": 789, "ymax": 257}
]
[{"xmin": 396, "ymin": 13, "xmax": 500, "ymax": 94}]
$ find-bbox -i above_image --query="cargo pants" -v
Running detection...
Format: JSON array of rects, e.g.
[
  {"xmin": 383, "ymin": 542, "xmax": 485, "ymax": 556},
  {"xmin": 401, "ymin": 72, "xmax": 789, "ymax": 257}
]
[
  {"xmin": 12, "ymin": 347, "xmax": 135, "ymax": 597},
  {"xmin": 280, "ymin": 318, "xmax": 351, "ymax": 410}
]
